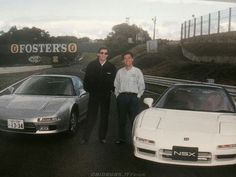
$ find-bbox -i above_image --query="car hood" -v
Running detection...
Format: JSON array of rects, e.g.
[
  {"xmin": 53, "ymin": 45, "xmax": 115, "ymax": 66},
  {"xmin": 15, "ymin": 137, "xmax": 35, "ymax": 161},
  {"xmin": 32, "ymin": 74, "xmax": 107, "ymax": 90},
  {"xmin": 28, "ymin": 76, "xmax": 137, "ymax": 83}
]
[
  {"xmin": 139, "ymin": 108, "xmax": 236, "ymax": 135},
  {"xmin": 0, "ymin": 95, "xmax": 69, "ymax": 118}
]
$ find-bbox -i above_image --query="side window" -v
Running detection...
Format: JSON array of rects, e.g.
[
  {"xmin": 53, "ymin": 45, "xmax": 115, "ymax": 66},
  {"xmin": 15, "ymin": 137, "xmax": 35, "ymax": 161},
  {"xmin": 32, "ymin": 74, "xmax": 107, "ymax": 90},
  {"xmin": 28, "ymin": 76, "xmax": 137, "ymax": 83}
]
[{"xmin": 72, "ymin": 77, "xmax": 83, "ymax": 95}]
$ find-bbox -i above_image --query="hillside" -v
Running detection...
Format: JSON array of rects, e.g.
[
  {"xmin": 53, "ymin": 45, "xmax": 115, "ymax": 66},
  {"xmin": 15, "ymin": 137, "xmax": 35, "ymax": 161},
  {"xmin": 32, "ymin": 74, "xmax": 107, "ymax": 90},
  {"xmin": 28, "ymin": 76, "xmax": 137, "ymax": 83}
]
[
  {"xmin": 110, "ymin": 42, "xmax": 236, "ymax": 86},
  {"xmin": 181, "ymin": 32, "xmax": 236, "ymax": 57}
]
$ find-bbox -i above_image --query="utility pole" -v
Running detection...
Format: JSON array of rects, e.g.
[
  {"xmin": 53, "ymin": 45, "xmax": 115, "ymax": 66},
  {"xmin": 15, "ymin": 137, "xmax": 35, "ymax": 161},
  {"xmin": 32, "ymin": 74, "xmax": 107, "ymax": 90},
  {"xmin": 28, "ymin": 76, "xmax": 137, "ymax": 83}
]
[
  {"xmin": 152, "ymin": 16, "xmax": 157, "ymax": 40},
  {"xmin": 125, "ymin": 17, "xmax": 130, "ymax": 25},
  {"xmin": 192, "ymin": 14, "xmax": 196, "ymax": 37}
]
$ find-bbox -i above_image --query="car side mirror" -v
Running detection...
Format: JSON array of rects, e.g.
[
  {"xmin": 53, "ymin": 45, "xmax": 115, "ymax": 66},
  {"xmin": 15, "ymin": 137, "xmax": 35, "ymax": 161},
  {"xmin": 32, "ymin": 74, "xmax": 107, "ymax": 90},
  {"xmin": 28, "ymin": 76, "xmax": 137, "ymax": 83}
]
[
  {"xmin": 143, "ymin": 98, "xmax": 154, "ymax": 108},
  {"xmin": 79, "ymin": 89, "xmax": 87, "ymax": 98},
  {"xmin": 7, "ymin": 86, "xmax": 15, "ymax": 94},
  {"xmin": 0, "ymin": 86, "xmax": 14, "ymax": 96}
]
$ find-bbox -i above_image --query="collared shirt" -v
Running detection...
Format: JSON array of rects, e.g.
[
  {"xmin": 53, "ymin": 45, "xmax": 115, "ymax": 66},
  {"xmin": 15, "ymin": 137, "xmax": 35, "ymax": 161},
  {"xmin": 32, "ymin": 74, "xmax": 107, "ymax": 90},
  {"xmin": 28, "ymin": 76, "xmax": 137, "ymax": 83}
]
[
  {"xmin": 114, "ymin": 66, "xmax": 145, "ymax": 98},
  {"xmin": 99, "ymin": 60, "xmax": 106, "ymax": 66}
]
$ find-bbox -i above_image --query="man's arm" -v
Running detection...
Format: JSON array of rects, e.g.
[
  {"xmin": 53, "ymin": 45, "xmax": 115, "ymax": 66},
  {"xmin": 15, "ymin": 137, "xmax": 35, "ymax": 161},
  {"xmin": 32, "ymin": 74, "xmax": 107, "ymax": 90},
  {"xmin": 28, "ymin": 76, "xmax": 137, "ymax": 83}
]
[
  {"xmin": 114, "ymin": 70, "xmax": 120, "ymax": 97},
  {"xmin": 137, "ymin": 69, "xmax": 145, "ymax": 98},
  {"xmin": 111, "ymin": 64, "xmax": 117, "ymax": 92},
  {"xmin": 83, "ymin": 63, "xmax": 92, "ymax": 92}
]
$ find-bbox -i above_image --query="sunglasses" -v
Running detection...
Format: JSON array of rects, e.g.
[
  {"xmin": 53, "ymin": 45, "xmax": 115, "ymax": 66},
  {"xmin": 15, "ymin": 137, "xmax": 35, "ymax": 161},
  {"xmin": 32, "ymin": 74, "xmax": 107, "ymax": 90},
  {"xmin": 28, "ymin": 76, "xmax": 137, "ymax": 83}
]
[{"xmin": 99, "ymin": 52, "xmax": 108, "ymax": 55}]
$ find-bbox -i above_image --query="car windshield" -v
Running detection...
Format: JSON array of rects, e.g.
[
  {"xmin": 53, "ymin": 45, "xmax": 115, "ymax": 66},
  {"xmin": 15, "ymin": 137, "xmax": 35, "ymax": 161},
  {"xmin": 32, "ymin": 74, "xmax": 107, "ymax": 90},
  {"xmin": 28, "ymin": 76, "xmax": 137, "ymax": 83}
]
[
  {"xmin": 156, "ymin": 85, "xmax": 235, "ymax": 113},
  {"xmin": 15, "ymin": 76, "xmax": 74, "ymax": 96}
]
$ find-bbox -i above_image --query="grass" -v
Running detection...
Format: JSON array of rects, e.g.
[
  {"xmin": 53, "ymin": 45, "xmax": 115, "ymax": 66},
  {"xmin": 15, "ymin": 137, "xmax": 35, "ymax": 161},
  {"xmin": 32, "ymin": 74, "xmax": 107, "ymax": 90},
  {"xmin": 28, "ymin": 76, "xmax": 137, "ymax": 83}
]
[
  {"xmin": 182, "ymin": 32, "xmax": 236, "ymax": 56},
  {"xmin": 81, "ymin": 52, "xmax": 97, "ymax": 62}
]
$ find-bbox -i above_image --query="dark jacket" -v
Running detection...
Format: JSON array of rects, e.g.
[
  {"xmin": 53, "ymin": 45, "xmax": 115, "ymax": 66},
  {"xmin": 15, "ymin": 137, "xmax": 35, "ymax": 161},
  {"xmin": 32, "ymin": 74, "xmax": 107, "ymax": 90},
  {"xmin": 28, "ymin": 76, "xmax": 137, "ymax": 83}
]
[{"xmin": 83, "ymin": 59, "xmax": 116, "ymax": 94}]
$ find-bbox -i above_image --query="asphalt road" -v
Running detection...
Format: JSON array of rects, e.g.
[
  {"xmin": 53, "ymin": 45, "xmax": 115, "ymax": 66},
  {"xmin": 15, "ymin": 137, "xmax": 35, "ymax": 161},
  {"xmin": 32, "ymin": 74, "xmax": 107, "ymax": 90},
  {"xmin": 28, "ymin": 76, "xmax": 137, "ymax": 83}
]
[{"xmin": 0, "ymin": 64, "xmax": 236, "ymax": 177}]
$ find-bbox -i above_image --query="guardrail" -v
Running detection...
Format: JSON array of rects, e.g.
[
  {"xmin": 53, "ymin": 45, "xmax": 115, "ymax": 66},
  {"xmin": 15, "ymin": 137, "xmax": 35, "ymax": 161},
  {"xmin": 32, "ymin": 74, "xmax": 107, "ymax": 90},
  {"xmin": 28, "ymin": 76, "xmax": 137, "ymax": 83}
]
[
  {"xmin": 0, "ymin": 76, "xmax": 31, "ymax": 96},
  {"xmin": 144, "ymin": 75, "xmax": 236, "ymax": 98}
]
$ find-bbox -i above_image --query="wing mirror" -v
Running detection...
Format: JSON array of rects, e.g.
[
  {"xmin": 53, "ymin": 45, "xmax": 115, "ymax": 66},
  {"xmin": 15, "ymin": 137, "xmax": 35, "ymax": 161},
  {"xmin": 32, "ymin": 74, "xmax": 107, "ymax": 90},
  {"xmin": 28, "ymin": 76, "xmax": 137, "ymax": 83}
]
[
  {"xmin": 79, "ymin": 89, "xmax": 87, "ymax": 98},
  {"xmin": 143, "ymin": 98, "xmax": 154, "ymax": 108},
  {"xmin": 8, "ymin": 86, "xmax": 15, "ymax": 94},
  {"xmin": 0, "ymin": 86, "xmax": 15, "ymax": 96}
]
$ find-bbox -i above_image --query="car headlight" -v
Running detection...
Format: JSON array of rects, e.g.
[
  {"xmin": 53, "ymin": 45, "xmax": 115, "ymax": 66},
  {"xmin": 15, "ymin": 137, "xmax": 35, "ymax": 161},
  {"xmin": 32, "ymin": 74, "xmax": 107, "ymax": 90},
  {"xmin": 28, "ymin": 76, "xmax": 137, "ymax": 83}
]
[
  {"xmin": 218, "ymin": 144, "xmax": 236, "ymax": 149},
  {"xmin": 136, "ymin": 137, "xmax": 155, "ymax": 145},
  {"xmin": 37, "ymin": 116, "xmax": 61, "ymax": 122}
]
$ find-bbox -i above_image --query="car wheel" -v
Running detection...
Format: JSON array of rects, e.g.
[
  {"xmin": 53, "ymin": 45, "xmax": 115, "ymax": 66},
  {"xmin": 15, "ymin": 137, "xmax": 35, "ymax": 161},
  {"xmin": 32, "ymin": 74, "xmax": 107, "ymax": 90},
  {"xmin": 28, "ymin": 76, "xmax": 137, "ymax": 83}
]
[{"xmin": 68, "ymin": 109, "xmax": 78, "ymax": 135}]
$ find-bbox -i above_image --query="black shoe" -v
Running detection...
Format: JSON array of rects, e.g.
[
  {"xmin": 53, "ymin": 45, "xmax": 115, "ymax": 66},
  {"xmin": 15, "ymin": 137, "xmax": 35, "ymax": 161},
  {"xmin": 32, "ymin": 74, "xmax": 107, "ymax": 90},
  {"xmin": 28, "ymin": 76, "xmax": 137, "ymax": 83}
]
[
  {"xmin": 100, "ymin": 139, "xmax": 106, "ymax": 144},
  {"xmin": 115, "ymin": 140, "xmax": 125, "ymax": 145},
  {"xmin": 80, "ymin": 139, "xmax": 88, "ymax": 144}
]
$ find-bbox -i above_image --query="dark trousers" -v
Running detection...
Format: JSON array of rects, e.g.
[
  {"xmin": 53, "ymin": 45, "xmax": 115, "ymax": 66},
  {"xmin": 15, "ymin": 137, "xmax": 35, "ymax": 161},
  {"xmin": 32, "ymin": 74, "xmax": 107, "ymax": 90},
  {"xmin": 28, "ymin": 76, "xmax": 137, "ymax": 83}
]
[
  {"xmin": 83, "ymin": 93, "xmax": 111, "ymax": 141},
  {"xmin": 117, "ymin": 93, "xmax": 139, "ymax": 141}
]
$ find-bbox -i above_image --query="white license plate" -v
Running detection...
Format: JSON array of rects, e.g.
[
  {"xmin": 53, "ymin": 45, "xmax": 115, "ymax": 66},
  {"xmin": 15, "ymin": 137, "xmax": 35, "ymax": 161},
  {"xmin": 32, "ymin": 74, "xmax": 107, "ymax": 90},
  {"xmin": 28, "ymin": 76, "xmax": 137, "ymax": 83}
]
[{"xmin": 7, "ymin": 119, "xmax": 24, "ymax": 129}]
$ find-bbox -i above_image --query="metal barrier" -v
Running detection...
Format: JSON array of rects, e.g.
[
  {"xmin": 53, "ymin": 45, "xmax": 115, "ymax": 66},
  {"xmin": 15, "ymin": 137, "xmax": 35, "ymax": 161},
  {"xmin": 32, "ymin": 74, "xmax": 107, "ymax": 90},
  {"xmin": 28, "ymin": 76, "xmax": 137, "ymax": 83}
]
[
  {"xmin": 144, "ymin": 75, "xmax": 236, "ymax": 98},
  {"xmin": 0, "ymin": 76, "xmax": 31, "ymax": 96}
]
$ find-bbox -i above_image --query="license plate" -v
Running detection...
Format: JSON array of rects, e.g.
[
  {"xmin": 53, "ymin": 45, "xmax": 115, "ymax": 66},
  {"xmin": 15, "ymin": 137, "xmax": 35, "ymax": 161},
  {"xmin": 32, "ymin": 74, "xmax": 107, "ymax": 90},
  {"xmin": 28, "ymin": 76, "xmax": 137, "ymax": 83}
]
[
  {"xmin": 172, "ymin": 146, "xmax": 198, "ymax": 161},
  {"xmin": 7, "ymin": 119, "xmax": 24, "ymax": 129}
]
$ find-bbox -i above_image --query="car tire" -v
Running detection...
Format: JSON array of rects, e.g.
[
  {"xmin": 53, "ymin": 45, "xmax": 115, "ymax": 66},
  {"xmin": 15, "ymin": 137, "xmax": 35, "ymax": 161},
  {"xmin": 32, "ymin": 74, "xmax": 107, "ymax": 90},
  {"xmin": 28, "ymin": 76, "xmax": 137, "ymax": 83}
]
[{"xmin": 67, "ymin": 109, "xmax": 78, "ymax": 135}]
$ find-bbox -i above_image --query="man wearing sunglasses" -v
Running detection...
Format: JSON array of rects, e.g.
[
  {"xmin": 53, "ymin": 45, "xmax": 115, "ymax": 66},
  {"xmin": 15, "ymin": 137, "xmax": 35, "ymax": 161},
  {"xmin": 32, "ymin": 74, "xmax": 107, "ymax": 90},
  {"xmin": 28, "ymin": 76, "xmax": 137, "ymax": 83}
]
[{"xmin": 81, "ymin": 47, "xmax": 116, "ymax": 144}]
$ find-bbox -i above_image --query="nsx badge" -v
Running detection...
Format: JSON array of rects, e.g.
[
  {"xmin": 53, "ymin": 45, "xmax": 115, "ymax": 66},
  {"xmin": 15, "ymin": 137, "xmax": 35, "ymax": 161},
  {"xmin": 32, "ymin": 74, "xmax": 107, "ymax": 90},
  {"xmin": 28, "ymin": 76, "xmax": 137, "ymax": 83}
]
[
  {"xmin": 173, "ymin": 151, "xmax": 196, "ymax": 157},
  {"xmin": 172, "ymin": 146, "xmax": 198, "ymax": 161},
  {"xmin": 184, "ymin": 137, "xmax": 190, "ymax": 141}
]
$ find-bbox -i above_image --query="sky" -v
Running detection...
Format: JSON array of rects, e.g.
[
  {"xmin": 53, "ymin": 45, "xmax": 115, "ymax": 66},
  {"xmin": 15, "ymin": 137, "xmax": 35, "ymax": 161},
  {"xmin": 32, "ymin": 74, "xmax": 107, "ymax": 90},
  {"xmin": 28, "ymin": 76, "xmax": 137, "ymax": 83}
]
[{"xmin": 0, "ymin": 0, "xmax": 235, "ymax": 40}]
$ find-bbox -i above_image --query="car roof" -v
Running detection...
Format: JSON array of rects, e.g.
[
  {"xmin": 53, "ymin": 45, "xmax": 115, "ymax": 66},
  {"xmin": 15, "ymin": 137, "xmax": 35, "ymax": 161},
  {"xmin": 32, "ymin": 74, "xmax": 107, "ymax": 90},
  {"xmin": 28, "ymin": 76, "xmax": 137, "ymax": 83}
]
[
  {"xmin": 31, "ymin": 74, "xmax": 78, "ymax": 79},
  {"xmin": 173, "ymin": 83, "xmax": 224, "ymax": 90}
]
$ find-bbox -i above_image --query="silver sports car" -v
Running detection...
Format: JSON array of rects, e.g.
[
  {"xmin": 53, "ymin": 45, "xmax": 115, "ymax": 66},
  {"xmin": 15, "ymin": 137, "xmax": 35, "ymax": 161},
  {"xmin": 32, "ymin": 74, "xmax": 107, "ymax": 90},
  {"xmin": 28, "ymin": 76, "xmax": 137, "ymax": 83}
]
[{"xmin": 0, "ymin": 74, "xmax": 89, "ymax": 135}]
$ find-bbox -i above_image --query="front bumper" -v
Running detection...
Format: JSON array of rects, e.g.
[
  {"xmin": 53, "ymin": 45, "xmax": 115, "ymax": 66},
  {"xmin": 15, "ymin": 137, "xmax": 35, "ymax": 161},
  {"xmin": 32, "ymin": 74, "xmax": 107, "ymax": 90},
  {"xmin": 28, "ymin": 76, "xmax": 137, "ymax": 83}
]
[
  {"xmin": 0, "ymin": 119, "xmax": 67, "ymax": 134},
  {"xmin": 133, "ymin": 137, "xmax": 236, "ymax": 166}
]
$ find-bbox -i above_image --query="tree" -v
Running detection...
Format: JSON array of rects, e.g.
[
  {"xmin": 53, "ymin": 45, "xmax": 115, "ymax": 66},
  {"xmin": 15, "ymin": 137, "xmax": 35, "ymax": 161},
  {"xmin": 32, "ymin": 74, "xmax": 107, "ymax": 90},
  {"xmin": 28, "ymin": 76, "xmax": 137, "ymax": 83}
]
[
  {"xmin": 0, "ymin": 25, "xmax": 102, "ymax": 65},
  {"xmin": 0, "ymin": 30, "xmax": 4, "ymax": 35},
  {"xmin": 104, "ymin": 23, "xmax": 151, "ymax": 57},
  {"xmin": 78, "ymin": 37, "xmax": 90, "ymax": 43}
]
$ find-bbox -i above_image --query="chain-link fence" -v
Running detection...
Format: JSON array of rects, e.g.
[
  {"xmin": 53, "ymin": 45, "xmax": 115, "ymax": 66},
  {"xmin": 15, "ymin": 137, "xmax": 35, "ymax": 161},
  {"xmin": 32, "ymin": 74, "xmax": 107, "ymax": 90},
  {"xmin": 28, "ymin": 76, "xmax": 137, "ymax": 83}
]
[{"xmin": 181, "ymin": 7, "xmax": 236, "ymax": 39}]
